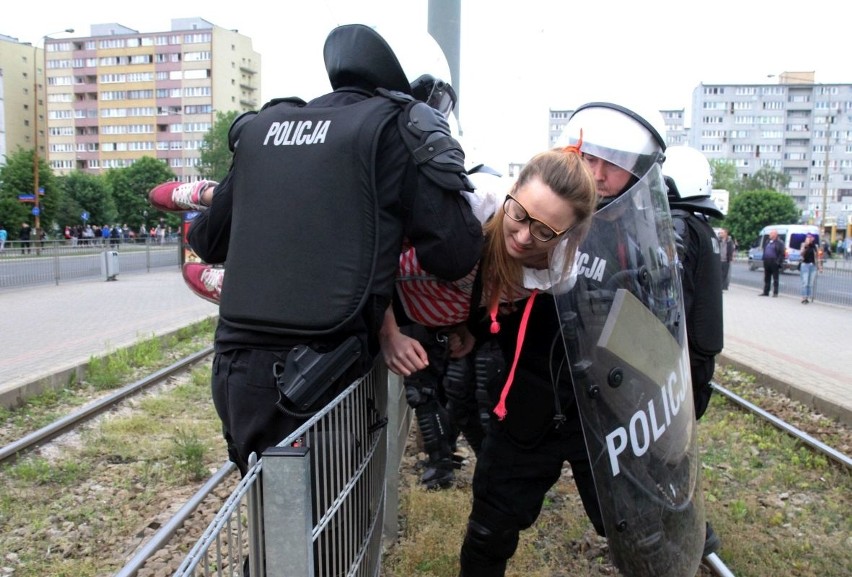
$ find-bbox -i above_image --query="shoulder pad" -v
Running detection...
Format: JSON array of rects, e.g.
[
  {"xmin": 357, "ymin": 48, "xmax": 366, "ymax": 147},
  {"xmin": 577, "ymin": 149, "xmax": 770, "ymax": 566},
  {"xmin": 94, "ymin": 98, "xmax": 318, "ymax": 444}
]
[
  {"xmin": 398, "ymin": 101, "xmax": 470, "ymax": 190},
  {"xmin": 670, "ymin": 209, "xmax": 689, "ymax": 237},
  {"xmin": 228, "ymin": 111, "xmax": 258, "ymax": 152}
]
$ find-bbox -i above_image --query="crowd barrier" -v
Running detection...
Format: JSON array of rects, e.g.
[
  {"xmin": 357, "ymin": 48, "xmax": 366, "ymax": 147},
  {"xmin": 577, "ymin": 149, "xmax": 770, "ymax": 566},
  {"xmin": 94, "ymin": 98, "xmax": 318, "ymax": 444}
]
[
  {"xmin": 0, "ymin": 239, "xmax": 180, "ymax": 288},
  {"xmin": 172, "ymin": 363, "xmax": 411, "ymax": 577}
]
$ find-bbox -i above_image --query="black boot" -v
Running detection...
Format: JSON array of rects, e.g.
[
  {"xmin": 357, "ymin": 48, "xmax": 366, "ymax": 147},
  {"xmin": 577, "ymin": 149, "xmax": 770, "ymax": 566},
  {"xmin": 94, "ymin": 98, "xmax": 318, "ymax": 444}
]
[
  {"xmin": 703, "ymin": 521, "xmax": 721, "ymax": 556},
  {"xmin": 416, "ymin": 401, "xmax": 455, "ymax": 489}
]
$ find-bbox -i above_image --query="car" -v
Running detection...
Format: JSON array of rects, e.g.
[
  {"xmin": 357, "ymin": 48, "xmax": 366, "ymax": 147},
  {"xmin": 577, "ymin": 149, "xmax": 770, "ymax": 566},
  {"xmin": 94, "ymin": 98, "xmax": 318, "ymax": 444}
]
[{"xmin": 747, "ymin": 224, "xmax": 820, "ymax": 272}]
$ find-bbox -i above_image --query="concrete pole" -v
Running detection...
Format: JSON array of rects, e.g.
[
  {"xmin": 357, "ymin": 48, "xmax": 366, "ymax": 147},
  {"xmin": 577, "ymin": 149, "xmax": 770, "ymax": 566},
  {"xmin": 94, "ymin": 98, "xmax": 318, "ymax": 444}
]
[{"xmin": 427, "ymin": 0, "xmax": 461, "ymax": 128}]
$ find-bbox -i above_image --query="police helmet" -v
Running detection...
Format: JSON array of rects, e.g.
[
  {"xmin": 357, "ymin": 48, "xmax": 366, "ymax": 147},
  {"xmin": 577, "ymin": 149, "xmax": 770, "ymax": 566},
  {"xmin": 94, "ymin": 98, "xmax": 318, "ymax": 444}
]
[
  {"xmin": 324, "ymin": 23, "xmax": 455, "ymax": 106},
  {"xmin": 557, "ymin": 102, "xmax": 667, "ymax": 178},
  {"xmin": 410, "ymin": 74, "xmax": 458, "ymax": 117},
  {"xmin": 323, "ymin": 24, "xmax": 410, "ymax": 93},
  {"xmin": 664, "ymin": 145, "xmax": 724, "ymax": 217}
]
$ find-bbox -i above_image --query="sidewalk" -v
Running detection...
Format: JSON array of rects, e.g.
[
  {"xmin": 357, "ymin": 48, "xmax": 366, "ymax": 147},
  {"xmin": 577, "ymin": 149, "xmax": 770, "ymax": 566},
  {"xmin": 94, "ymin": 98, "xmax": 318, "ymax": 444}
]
[
  {"xmin": 719, "ymin": 284, "xmax": 851, "ymax": 426},
  {"xmin": 0, "ymin": 269, "xmax": 218, "ymax": 407},
  {"xmin": 0, "ymin": 271, "xmax": 849, "ymax": 426}
]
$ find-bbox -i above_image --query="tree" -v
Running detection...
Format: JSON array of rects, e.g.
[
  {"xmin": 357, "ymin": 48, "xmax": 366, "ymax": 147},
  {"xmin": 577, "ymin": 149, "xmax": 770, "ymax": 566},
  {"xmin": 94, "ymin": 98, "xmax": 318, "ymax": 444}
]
[
  {"xmin": 724, "ymin": 190, "xmax": 799, "ymax": 247},
  {"xmin": 0, "ymin": 148, "xmax": 59, "ymax": 236},
  {"xmin": 710, "ymin": 159, "xmax": 741, "ymax": 195},
  {"xmin": 58, "ymin": 171, "xmax": 117, "ymax": 228},
  {"xmin": 199, "ymin": 110, "xmax": 241, "ymax": 182},
  {"xmin": 742, "ymin": 166, "xmax": 790, "ymax": 192},
  {"xmin": 104, "ymin": 156, "xmax": 175, "ymax": 229}
]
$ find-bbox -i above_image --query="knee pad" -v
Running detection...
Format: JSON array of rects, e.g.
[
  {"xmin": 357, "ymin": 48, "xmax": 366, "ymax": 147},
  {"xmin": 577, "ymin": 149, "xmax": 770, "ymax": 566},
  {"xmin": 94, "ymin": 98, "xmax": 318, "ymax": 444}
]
[{"xmin": 462, "ymin": 518, "xmax": 519, "ymax": 566}]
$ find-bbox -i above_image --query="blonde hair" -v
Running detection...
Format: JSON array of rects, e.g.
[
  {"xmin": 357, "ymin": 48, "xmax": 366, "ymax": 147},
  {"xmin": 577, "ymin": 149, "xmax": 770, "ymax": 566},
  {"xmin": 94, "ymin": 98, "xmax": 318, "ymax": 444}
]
[{"xmin": 481, "ymin": 148, "xmax": 596, "ymax": 308}]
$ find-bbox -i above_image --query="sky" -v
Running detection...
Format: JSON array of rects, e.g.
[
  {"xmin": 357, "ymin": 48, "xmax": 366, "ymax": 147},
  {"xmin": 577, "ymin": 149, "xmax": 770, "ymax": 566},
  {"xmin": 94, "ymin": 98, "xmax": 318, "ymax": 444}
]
[{"xmin": 3, "ymin": 0, "xmax": 850, "ymax": 172}]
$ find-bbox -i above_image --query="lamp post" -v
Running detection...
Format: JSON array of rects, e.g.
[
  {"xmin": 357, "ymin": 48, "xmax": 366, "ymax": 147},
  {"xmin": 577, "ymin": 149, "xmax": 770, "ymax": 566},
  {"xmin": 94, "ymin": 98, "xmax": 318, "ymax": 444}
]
[{"xmin": 32, "ymin": 28, "xmax": 73, "ymax": 235}]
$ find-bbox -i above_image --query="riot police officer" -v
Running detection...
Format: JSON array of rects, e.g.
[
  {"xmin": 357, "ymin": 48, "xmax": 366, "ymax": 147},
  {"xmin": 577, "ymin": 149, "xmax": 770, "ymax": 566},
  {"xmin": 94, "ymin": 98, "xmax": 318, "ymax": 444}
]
[
  {"xmin": 663, "ymin": 145, "xmax": 725, "ymax": 420},
  {"xmin": 187, "ymin": 23, "xmax": 483, "ymax": 476},
  {"xmin": 458, "ymin": 103, "xmax": 709, "ymax": 577},
  {"xmin": 664, "ymin": 146, "xmax": 725, "ymax": 557}
]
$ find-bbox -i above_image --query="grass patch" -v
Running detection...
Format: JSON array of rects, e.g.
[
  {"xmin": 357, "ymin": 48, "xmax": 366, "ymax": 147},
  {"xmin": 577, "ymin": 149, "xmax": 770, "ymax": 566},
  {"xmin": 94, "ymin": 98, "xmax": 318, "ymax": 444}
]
[
  {"xmin": 0, "ymin": 318, "xmax": 215, "ymax": 446},
  {"xmin": 0, "ymin": 318, "xmax": 225, "ymax": 577},
  {"xmin": 383, "ymin": 364, "xmax": 852, "ymax": 577}
]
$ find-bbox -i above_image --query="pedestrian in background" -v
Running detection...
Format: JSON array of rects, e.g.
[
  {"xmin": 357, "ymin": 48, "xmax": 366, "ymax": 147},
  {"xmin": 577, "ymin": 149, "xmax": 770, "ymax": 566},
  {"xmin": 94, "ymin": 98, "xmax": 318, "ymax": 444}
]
[
  {"xmin": 760, "ymin": 229, "xmax": 784, "ymax": 297},
  {"xmin": 18, "ymin": 222, "xmax": 31, "ymax": 254},
  {"xmin": 719, "ymin": 228, "xmax": 735, "ymax": 290},
  {"xmin": 799, "ymin": 233, "xmax": 821, "ymax": 304},
  {"xmin": 0, "ymin": 224, "xmax": 7, "ymax": 253}
]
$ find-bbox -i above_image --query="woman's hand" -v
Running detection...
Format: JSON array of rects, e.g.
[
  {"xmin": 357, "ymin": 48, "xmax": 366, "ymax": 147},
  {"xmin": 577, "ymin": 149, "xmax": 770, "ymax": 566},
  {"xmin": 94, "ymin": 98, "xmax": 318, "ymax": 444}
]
[{"xmin": 379, "ymin": 308, "xmax": 428, "ymax": 376}]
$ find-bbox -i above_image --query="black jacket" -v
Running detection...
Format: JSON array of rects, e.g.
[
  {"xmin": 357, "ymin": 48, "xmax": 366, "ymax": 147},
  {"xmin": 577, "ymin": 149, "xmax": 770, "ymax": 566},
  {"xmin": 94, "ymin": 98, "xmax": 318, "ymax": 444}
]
[
  {"xmin": 189, "ymin": 87, "xmax": 482, "ymax": 357},
  {"xmin": 763, "ymin": 238, "xmax": 785, "ymax": 266}
]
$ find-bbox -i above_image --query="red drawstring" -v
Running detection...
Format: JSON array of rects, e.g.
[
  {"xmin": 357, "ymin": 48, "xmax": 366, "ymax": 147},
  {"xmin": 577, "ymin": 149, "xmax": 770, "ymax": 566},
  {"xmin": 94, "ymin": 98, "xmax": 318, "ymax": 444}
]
[
  {"xmin": 489, "ymin": 297, "xmax": 501, "ymax": 334},
  {"xmin": 493, "ymin": 289, "xmax": 538, "ymax": 420}
]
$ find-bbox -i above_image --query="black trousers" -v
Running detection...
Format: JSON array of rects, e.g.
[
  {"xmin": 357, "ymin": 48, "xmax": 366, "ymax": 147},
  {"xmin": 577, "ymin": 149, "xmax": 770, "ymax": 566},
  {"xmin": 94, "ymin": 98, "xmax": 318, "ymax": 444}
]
[
  {"xmin": 762, "ymin": 260, "xmax": 781, "ymax": 295},
  {"xmin": 211, "ymin": 349, "xmax": 307, "ymax": 476},
  {"xmin": 720, "ymin": 261, "xmax": 731, "ymax": 290},
  {"xmin": 458, "ymin": 421, "xmax": 603, "ymax": 577}
]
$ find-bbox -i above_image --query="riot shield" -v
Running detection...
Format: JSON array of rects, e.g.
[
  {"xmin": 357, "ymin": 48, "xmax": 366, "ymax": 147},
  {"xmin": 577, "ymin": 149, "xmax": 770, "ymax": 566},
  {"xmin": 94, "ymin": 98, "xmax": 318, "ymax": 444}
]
[{"xmin": 552, "ymin": 164, "xmax": 704, "ymax": 576}]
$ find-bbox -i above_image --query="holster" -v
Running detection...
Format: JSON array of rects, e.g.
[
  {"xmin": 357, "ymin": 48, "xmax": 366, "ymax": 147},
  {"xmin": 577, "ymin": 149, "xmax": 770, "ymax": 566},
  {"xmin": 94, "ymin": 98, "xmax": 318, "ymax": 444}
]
[{"xmin": 273, "ymin": 336, "xmax": 362, "ymax": 412}]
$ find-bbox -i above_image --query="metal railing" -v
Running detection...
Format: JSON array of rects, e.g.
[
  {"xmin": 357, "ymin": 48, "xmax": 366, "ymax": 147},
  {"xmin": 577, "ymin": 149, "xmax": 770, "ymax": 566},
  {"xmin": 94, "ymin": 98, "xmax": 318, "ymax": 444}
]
[
  {"xmin": 172, "ymin": 363, "xmax": 411, "ymax": 577},
  {"xmin": 0, "ymin": 238, "xmax": 181, "ymax": 288},
  {"xmin": 731, "ymin": 255, "xmax": 852, "ymax": 307}
]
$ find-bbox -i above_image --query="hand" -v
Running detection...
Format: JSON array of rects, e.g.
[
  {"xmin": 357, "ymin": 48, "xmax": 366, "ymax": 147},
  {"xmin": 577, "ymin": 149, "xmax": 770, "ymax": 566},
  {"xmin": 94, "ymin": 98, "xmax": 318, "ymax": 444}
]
[
  {"xmin": 379, "ymin": 308, "xmax": 428, "ymax": 376},
  {"xmin": 380, "ymin": 329, "xmax": 429, "ymax": 376},
  {"xmin": 447, "ymin": 325, "xmax": 476, "ymax": 358}
]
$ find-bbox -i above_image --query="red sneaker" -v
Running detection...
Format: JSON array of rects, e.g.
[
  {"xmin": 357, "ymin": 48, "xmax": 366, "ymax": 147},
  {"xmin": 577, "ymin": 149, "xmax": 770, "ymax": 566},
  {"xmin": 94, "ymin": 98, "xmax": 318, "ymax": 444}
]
[
  {"xmin": 148, "ymin": 180, "xmax": 216, "ymax": 212},
  {"xmin": 182, "ymin": 262, "xmax": 224, "ymax": 304}
]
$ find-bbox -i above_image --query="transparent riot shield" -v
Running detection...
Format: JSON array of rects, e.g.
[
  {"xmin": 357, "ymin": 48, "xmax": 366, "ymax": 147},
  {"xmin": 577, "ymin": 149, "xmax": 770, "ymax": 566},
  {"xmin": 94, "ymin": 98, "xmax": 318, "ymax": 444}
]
[{"xmin": 552, "ymin": 164, "xmax": 704, "ymax": 576}]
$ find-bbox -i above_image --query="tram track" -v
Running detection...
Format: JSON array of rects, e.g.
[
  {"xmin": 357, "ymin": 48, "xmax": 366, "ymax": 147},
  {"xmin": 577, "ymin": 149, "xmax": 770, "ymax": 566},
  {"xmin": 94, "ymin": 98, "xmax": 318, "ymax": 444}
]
[
  {"xmin": 111, "ymin": 374, "xmax": 852, "ymax": 577},
  {"xmin": 0, "ymin": 346, "xmax": 214, "ymax": 465},
  {"xmin": 1, "ymin": 358, "xmax": 849, "ymax": 576}
]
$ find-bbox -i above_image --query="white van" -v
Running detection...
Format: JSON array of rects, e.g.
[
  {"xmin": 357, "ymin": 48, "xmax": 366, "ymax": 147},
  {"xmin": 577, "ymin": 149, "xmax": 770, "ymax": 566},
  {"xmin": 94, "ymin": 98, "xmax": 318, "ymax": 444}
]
[{"xmin": 747, "ymin": 224, "xmax": 820, "ymax": 272}]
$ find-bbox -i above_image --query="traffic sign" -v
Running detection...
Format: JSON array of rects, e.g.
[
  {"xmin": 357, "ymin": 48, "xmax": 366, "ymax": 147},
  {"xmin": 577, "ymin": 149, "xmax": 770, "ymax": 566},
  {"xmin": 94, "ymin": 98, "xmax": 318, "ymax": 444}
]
[
  {"xmin": 81, "ymin": 211, "xmax": 89, "ymax": 222},
  {"xmin": 32, "ymin": 207, "xmax": 40, "ymax": 216}
]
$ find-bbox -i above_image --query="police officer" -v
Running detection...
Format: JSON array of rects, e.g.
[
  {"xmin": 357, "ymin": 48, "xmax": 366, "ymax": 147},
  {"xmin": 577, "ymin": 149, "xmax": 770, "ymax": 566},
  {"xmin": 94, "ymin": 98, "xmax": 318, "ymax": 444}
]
[
  {"xmin": 187, "ymin": 23, "xmax": 483, "ymax": 476},
  {"xmin": 663, "ymin": 146, "xmax": 724, "ymax": 420},
  {"xmin": 664, "ymin": 146, "xmax": 725, "ymax": 556},
  {"xmin": 561, "ymin": 105, "xmax": 713, "ymax": 570},
  {"xmin": 381, "ymin": 164, "xmax": 506, "ymax": 489},
  {"xmin": 457, "ymin": 103, "xmax": 687, "ymax": 577}
]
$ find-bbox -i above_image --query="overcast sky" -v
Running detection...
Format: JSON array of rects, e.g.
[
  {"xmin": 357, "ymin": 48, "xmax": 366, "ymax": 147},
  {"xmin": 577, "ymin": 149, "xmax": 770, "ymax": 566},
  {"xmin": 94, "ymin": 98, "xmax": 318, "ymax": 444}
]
[{"xmin": 4, "ymin": 0, "xmax": 849, "ymax": 171}]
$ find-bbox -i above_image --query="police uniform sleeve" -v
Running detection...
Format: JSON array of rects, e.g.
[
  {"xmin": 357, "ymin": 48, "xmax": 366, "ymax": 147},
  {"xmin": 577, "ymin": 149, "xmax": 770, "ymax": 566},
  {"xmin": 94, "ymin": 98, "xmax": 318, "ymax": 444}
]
[
  {"xmin": 405, "ymin": 173, "xmax": 483, "ymax": 281},
  {"xmin": 187, "ymin": 170, "xmax": 234, "ymax": 264}
]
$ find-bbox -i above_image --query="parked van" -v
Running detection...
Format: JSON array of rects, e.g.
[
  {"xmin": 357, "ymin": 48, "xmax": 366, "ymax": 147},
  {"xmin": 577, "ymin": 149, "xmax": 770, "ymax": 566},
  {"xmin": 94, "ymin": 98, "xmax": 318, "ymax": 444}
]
[{"xmin": 747, "ymin": 224, "xmax": 820, "ymax": 272}]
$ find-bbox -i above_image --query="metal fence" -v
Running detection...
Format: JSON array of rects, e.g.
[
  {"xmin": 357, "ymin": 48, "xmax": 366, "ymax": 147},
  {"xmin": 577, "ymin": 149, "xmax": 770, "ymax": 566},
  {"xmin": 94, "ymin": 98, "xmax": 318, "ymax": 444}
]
[
  {"xmin": 172, "ymin": 363, "xmax": 411, "ymax": 577},
  {"xmin": 0, "ymin": 238, "xmax": 180, "ymax": 288},
  {"xmin": 730, "ymin": 255, "xmax": 852, "ymax": 307}
]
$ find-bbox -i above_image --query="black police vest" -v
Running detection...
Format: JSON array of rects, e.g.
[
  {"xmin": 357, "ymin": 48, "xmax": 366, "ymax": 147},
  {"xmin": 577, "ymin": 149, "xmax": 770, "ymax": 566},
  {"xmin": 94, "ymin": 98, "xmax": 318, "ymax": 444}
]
[
  {"xmin": 671, "ymin": 210, "xmax": 724, "ymax": 358},
  {"xmin": 220, "ymin": 95, "xmax": 402, "ymax": 336}
]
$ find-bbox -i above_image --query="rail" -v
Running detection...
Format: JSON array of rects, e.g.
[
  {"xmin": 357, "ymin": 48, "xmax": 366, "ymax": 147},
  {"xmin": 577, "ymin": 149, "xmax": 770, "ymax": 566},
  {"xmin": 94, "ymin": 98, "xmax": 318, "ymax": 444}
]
[{"xmin": 0, "ymin": 238, "xmax": 181, "ymax": 288}]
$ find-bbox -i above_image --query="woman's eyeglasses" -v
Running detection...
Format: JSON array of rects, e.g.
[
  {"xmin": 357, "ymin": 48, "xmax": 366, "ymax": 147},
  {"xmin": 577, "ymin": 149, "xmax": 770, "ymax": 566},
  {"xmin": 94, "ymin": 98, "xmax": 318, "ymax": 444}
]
[{"xmin": 503, "ymin": 194, "xmax": 573, "ymax": 243}]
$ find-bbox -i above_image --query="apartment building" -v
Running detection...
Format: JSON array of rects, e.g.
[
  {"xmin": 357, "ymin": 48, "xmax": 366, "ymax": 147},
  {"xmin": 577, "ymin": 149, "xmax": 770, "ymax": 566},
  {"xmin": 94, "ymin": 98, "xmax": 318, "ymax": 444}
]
[
  {"xmin": 41, "ymin": 18, "xmax": 259, "ymax": 180},
  {"xmin": 690, "ymin": 73, "xmax": 851, "ymax": 231},
  {"xmin": 0, "ymin": 33, "xmax": 44, "ymax": 165}
]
